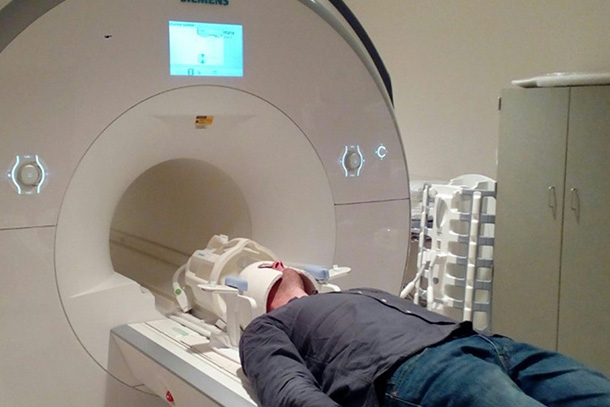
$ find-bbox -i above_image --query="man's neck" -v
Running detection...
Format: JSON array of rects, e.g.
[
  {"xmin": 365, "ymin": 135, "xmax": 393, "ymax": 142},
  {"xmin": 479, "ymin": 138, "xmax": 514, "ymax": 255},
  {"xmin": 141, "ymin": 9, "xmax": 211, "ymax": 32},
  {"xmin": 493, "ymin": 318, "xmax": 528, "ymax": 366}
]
[{"xmin": 270, "ymin": 286, "xmax": 308, "ymax": 311}]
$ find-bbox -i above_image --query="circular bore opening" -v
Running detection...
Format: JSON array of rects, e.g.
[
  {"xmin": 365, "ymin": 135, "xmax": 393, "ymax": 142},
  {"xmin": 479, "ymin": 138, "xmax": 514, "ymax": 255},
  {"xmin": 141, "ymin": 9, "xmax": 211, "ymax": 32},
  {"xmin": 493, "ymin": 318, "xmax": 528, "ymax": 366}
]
[{"xmin": 109, "ymin": 158, "xmax": 251, "ymax": 310}]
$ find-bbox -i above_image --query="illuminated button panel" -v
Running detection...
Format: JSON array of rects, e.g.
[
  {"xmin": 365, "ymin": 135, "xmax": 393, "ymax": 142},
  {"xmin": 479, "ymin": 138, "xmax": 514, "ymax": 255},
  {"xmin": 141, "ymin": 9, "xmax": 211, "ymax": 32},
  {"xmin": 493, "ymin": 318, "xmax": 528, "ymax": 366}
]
[
  {"xmin": 375, "ymin": 143, "xmax": 387, "ymax": 160},
  {"xmin": 341, "ymin": 145, "xmax": 364, "ymax": 177},
  {"xmin": 340, "ymin": 143, "xmax": 389, "ymax": 178},
  {"xmin": 7, "ymin": 154, "xmax": 47, "ymax": 195}
]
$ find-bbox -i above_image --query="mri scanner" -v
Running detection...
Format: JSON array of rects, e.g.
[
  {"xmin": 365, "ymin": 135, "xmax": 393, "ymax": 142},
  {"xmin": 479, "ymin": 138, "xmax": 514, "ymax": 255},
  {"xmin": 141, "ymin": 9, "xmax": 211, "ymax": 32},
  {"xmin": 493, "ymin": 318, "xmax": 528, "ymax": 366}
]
[{"xmin": 0, "ymin": 0, "xmax": 411, "ymax": 406}]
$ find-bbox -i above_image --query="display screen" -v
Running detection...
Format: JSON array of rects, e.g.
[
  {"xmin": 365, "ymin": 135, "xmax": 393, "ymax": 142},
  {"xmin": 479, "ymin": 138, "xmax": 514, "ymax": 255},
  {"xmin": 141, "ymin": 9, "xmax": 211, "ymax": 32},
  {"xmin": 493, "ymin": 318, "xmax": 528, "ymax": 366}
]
[{"xmin": 169, "ymin": 21, "xmax": 243, "ymax": 77}]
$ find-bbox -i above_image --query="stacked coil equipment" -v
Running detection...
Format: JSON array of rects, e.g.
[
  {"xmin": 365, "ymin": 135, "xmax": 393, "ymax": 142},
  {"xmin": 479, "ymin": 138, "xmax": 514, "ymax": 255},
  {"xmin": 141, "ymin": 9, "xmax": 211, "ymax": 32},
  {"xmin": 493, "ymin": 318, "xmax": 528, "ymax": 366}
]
[{"xmin": 402, "ymin": 175, "xmax": 496, "ymax": 331}]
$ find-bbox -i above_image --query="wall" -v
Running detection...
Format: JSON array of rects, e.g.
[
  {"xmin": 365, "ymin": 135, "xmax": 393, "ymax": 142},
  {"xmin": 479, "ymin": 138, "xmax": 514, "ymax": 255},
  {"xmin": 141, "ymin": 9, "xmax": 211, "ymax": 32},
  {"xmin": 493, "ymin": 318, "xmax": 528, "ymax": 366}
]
[{"xmin": 344, "ymin": 0, "xmax": 610, "ymax": 181}]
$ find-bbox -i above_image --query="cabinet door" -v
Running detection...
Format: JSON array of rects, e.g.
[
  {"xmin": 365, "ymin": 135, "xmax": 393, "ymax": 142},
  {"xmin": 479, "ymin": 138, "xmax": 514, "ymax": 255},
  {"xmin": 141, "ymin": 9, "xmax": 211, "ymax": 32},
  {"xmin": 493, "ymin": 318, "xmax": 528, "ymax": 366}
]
[
  {"xmin": 559, "ymin": 86, "xmax": 610, "ymax": 376},
  {"xmin": 492, "ymin": 88, "xmax": 570, "ymax": 350}
]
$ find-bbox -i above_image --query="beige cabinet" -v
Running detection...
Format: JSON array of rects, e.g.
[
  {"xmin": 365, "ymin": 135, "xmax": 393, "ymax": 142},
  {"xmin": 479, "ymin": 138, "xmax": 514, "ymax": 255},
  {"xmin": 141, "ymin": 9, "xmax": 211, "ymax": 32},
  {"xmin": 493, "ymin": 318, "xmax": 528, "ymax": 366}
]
[{"xmin": 492, "ymin": 86, "xmax": 610, "ymax": 376}]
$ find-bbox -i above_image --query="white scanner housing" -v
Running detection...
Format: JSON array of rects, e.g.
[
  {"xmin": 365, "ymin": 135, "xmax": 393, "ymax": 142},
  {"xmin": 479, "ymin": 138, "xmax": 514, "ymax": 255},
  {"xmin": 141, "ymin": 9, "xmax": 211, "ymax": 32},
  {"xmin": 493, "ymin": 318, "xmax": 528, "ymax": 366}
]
[{"xmin": 0, "ymin": 1, "xmax": 411, "ymax": 406}]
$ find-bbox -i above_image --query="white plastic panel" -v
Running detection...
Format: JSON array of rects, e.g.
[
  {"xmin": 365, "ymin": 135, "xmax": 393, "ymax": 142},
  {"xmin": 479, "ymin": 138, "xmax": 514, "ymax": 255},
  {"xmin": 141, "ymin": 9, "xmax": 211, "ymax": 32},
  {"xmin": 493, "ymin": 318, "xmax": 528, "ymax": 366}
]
[
  {"xmin": 113, "ymin": 323, "xmax": 257, "ymax": 407},
  {"xmin": 0, "ymin": 227, "xmax": 165, "ymax": 407},
  {"xmin": 0, "ymin": 0, "xmax": 407, "ymax": 230},
  {"xmin": 334, "ymin": 199, "xmax": 411, "ymax": 294}
]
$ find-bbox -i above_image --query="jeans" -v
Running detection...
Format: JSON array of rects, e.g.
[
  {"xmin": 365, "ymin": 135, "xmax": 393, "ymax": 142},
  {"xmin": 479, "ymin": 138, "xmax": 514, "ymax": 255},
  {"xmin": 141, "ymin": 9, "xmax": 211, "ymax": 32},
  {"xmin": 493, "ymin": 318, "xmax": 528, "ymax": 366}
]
[{"xmin": 382, "ymin": 334, "xmax": 610, "ymax": 407}]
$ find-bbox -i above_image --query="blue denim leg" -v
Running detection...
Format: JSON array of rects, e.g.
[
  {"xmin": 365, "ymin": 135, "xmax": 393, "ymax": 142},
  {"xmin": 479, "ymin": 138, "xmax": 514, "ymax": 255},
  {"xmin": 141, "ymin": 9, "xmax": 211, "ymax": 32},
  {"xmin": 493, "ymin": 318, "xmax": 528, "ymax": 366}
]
[
  {"xmin": 382, "ymin": 334, "xmax": 610, "ymax": 407},
  {"xmin": 484, "ymin": 335, "xmax": 610, "ymax": 407}
]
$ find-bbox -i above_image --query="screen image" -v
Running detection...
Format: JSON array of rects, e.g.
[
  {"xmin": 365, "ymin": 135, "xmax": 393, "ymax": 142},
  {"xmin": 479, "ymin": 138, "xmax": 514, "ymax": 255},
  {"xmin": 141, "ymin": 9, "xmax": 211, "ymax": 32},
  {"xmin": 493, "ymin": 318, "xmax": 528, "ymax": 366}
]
[{"xmin": 169, "ymin": 21, "xmax": 243, "ymax": 77}]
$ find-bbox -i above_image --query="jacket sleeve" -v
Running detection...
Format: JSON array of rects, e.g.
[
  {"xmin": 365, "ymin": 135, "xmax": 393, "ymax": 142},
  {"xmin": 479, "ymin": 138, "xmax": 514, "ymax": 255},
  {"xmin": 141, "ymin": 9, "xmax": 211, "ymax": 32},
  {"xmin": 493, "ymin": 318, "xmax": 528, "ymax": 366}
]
[{"xmin": 240, "ymin": 316, "xmax": 341, "ymax": 407}]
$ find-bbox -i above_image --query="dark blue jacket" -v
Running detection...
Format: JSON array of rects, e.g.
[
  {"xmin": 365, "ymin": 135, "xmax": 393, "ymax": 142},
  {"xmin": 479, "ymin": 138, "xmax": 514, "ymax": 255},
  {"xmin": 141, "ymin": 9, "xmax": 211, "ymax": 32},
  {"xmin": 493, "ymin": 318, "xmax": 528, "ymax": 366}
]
[{"xmin": 239, "ymin": 288, "xmax": 472, "ymax": 407}]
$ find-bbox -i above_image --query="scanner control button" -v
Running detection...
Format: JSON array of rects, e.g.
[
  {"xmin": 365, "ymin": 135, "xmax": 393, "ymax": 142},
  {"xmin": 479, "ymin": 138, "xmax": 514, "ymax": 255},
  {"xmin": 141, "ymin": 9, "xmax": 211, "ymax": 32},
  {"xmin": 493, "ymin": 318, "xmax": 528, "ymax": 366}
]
[
  {"xmin": 19, "ymin": 164, "xmax": 42, "ymax": 186},
  {"xmin": 341, "ymin": 145, "xmax": 365, "ymax": 177},
  {"xmin": 344, "ymin": 152, "xmax": 362, "ymax": 171},
  {"xmin": 8, "ymin": 154, "xmax": 47, "ymax": 195}
]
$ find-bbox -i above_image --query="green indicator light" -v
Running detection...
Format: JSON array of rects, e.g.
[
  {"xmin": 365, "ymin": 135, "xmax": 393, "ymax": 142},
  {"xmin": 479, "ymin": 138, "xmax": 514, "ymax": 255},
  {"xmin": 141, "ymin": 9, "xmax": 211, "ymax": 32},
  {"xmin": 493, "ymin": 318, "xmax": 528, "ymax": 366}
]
[
  {"xmin": 175, "ymin": 288, "xmax": 182, "ymax": 295},
  {"xmin": 172, "ymin": 327, "xmax": 189, "ymax": 336}
]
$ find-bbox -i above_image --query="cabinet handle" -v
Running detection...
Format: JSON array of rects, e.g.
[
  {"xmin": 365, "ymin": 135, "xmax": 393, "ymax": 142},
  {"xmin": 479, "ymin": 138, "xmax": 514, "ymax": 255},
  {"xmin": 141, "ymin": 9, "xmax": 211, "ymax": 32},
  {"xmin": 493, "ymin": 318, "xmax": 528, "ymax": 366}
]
[
  {"xmin": 570, "ymin": 188, "xmax": 579, "ymax": 211},
  {"xmin": 548, "ymin": 186, "xmax": 557, "ymax": 218}
]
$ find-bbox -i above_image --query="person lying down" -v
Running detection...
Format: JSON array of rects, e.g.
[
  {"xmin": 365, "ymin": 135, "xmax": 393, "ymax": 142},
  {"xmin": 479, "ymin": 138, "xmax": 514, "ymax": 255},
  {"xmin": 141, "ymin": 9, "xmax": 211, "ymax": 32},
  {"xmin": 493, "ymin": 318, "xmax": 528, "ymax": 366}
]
[{"xmin": 239, "ymin": 265, "xmax": 610, "ymax": 407}]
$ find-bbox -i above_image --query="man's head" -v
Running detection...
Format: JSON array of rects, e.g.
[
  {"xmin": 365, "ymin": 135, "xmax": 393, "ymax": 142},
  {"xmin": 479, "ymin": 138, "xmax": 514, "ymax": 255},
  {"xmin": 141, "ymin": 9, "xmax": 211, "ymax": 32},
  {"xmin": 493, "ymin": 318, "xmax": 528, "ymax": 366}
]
[
  {"xmin": 239, "ymin": 261, "xmax": 318, "ymax": 322},
  {"xmin": 267, "ymin": 268, "xmax": 310, "ymax": 311}
]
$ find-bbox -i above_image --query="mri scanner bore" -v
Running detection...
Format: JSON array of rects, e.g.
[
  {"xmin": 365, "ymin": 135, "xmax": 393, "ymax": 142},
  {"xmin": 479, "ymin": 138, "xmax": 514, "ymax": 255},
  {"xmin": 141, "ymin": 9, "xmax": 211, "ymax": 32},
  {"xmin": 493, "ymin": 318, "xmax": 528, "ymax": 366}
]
[{"xmin": 0, "ymin": 0, "xmax": 409, "ymax": 406}]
